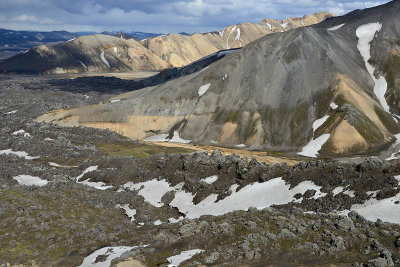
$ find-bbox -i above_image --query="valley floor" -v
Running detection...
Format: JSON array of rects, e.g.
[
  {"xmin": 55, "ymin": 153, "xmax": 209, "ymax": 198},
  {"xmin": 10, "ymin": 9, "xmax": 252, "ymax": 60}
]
[{"xmin": 1, "ymin": 75, "xmax": 400, "ymax": 266}]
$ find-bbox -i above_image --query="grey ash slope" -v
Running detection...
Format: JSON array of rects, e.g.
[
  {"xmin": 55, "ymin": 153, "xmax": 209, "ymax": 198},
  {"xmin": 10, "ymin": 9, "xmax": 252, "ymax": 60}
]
[{"xmin": 38, "ymin": 0, "xmax": 400, "ymax": 157}]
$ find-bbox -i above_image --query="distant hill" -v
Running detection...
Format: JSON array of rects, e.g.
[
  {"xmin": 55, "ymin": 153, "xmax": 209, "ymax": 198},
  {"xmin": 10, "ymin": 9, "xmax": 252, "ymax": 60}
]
[
  {"xmin": 129, "ymin": 31, "xmax": 163, "ymax": 40},
  {"xmin": 0, "ymin": 29, "xmax": 162, "ymax": 59}
]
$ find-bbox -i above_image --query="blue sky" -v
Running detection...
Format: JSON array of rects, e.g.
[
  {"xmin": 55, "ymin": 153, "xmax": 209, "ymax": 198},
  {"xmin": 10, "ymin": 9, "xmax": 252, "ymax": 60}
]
[{"xmin": 0, "ymin": 0, "xmax": 391, "ymax": 33}]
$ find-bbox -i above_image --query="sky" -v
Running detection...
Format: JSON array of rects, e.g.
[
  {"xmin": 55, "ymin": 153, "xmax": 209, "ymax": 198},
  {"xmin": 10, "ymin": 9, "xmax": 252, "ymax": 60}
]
[{"xmin": 0, "ymin": 0, "xmax": 391, "ymax": 34}]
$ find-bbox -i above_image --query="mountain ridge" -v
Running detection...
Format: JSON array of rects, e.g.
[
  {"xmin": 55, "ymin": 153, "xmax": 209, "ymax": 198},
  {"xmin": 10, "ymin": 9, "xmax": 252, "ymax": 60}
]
[
  {"xmin": 36, "ymin": 0, "xmax": 400, "ymax": 158},
  {"xmin": 0, "ymin": 12, "xmax": 334, "ymax": 74}
]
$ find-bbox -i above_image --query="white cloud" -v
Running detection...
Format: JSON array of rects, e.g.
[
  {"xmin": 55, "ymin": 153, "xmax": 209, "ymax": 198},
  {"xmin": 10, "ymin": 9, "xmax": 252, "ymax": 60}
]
[
  {"xmin": 11, "ymin": 14, "xmax": 38, "ymax": 22},
  {"xmin": 0, "ymin": 0, "xmax": 392, "ymax": 33}
]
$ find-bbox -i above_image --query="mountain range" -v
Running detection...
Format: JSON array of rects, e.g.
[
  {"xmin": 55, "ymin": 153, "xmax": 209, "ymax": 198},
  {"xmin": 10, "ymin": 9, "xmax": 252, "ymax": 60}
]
[
  {"xmin": 0, "ymin": 12, "xmax": 333, "ymax": 74},
  {"xmin": 0, "ymin": 29, "xmax": 165, "ymax": 60},
  {"xmin": 36, "ymin": 0, "xmax": 400, "ymax": 158}
]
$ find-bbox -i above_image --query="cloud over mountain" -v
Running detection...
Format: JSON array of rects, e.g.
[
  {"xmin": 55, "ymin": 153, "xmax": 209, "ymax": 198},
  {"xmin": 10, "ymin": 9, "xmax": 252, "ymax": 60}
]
[{"xmin": 0, "ymin": 0, "xmax": 390, "ymax": 33}]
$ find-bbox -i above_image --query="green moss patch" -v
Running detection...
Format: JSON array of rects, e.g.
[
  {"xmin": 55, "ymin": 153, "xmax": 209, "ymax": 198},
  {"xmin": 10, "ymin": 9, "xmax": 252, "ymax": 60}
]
[
  {"xmin": 95, "ymin": 142, "xmax": 195, "ymax": 159},
  {"xmin": 375, "ymin": 106, "xmax": 400, "ymax": 134},
  {"xmin": 225, "ymin": 111, "xmax": 239, "ymax": 123}
]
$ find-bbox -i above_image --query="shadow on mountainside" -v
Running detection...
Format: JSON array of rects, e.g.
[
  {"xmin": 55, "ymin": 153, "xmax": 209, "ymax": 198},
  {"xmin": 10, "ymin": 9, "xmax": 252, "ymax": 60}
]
[{"xmin": 47, "ymin": 48, "xmax": 241, "ymax": 94}]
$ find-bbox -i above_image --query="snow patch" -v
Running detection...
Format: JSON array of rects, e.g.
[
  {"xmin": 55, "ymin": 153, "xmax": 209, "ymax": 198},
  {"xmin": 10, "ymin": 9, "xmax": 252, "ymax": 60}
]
[
  {"xmin": 386, "ymin": 133, "xmax": 400, "ymax": 160},
  {"xmin": 110, "ymin": 99, "xmax": 120, "ymax": 103},
  {"xmin": 356, "ymin": 23, "xmax": 390, "ymax": 112},
  {"xmin": 332, "ymin": 186, "xmax": 344, "ymax": 196},
  {"xmin": 76, "ymin": 166, "xmax": 112, "ymax": 190},
  {"xmin": 79, "ymin": 246, "xmax": 139, "ymax": 267},
  {"xmin": 154, "ymin": 220, "xmax": 163, "ymax": 225},
  {"xmin": 167, "ymin": 249, "xmax": 204, "ymax": 267},
  {"xmin": 330, "ymin": 102, "xmax": 338, "ymax": 110},
  {"xmin": 143, "ymin": 134, "xmax": 169, "ymax": 142},
  {"xmin": 123, "ymin": 179, "xmax": 176, "ymax": 207},
  {"xmin": 0, "ymin": 149, "xmax": 39, "ymax": 160},
  {"xmin": 198, "ymin": 83, "xmax": 211, "ymax": 97},
  {"xmin": 13, "ymin": 175, "xmax": 48, "ymax": 187},
  {"xmin": 328, "ymin": 23, "xmax": 345, "ymax": 31},
  {"xmin": 234, "ymin": 28, "xmax": 241, "ymax": 45},
  {"xmin": 113, "ymin": 47, "xmax": 118, "ymax": 53},
  {"xmin": 343, "ymin": 190, "xmax": 356, "ymax": 198},
  {"xmin": 144, "ymin": 132, "xmax": 191, "ymax": 144},
  {"xmin": 78, "ymin": 60, "xmax": 86, "ymax": 69},
  {"xmin": 6, "ymin": 110, "xmax": 17, "ymax": 114},
  {"xmin": 298, "ymin": 134, "xmax": 330, "ymax": 158},
  {"xmin": 168, "ymin": 217, "xmax": 184, "ymax": 223},
  {"xmin": 170, "ymin": 177, "xmax": 326, "ymax": 219},
  {"xmin": 79, "ymin": 179, "xmax": 113, "ymax": 190},
  {"xmin": 12, "ymin": 129, "xmax": 31, "ymax": 137},
  {"xmin": 312, "ymin": 115, "xmax": 329, "ymax": 133},
  {"xmin": 281, "ymin": 23, "xmax": 287, "ymax": 30},
  {"xmin": 226, "ymin": 26, "xmax": 237, "ymax": 49},
  {"xmin": 346, "ymin": 191, "xmax": 400, "ymax": 224},
  {"xmin": 49, "ymin": 162, "xmax": 74, "ymax": 168},
  {"xmin": 235, "ymin": 144, "xmax": 246, "ymax": 148},
  {"xmin": 266, "ymin": 23, "xmax": 272, "ymax": 31},
  {"xmin": 100, "ymin": 51, "xmax": 110, "ymax": 68},
  {"xmin": 200, "ymin": 175, "xmax": 218, "ymax": 184},
  {"xmin": 116, "ymin": 204, "xmax": 136, "ymax": 221}
]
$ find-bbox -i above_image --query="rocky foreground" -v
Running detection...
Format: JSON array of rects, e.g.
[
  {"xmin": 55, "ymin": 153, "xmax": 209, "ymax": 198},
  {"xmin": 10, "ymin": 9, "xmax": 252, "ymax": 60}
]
[{"xmin": 1, "ymin": 75, "xmax": 400, "ymax": 266}]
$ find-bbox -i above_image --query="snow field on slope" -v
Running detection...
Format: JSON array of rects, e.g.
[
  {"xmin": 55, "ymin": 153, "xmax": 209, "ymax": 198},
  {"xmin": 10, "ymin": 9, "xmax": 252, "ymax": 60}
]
[
  {"xmin": 79, "ymin": 246, "xmax": 139, "ymax": 267},
  {"xmin": 198, "ymin": 83, "xmax": 211, "ymax": 97},
  {"xmin": 356, "ymin": 22, "xmax": 390, "ymax": 112},
  {"xmin": 167, "ymin": 249, "xmax": 204, "ymax": 267},
  {"xmin": 297, "ymin": 134, "xmax": 331, "ymax": 158},
  {"xmin": 328, "ymin": 23, "xmax": 345, "ymax": 31},
  {"xmin": 100, "ymin": 51, "xmax": 110, "ymax": 68},
  {"xmin": 123, "ymin": 177, "xmax": 327, "ymax": 220},
  {"xmin": 143, "ymin": 131, "xmax": 191, "ymax": 144},
  {"xmin": 312, "ymin": 115, "xmax": 329, "ymax": 133},
  {"xmin": 200, "ymin": 175, "xmax": 218, "ymax": 184},
  {"xmin": 13, "ymin": 175, "xmax": 48, "ymax": 187},
  {"xmin": 12, "ymin": 129, "xmax": 31, "ymax": 137},
  {"xmin": 76, "ymin": 166, "xmax": 113, "ymax": 190},
  {"xmin": 116, "ymin": 204, "xmax": 136, "ymax": 221},
  {"xmin": 0, "ymin": 149, "xmax": 39, "ymax": 160}
]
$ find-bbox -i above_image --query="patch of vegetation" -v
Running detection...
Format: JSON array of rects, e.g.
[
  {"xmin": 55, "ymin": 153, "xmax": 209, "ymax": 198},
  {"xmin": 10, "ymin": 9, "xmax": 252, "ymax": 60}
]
[
  {"xmin": 202, "ymin": 72, "xmax": 221, "ymax": 83},
  {"xmin": 314, "ymin": 87, "xmax": 335, "ymax": 118},
  {"xmin": 375, "ymin": 106, "xmax": 400, "ymax": 134},
  {"xmin": 314, "ymin": 111, "xmax": 345, "ymax": 138},
  {"xmin": 352, "ymin": 112, "xmax": 384, "ymax": 145},
  {"xmin": 0, "ymin": 188, "xmax": 130, "ymax": 266},
  {"xmin": 95, "ymin": 142, "xmax": 195, "ymax": 159},
  {"xmin": 225, "ymin": 111, "xmax": 239, "ymax": 123},
  {"xmin": 289, "ymin": 102, "xmax": 310, "ymax": 146},
  {"xmin": 383, "ymin": 49, "xmax": 400, "ymax": 114}
]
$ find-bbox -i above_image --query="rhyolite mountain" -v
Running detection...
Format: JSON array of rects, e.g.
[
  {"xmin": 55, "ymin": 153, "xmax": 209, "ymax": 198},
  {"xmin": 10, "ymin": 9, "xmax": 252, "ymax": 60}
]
[
  {"xmin": 37, "ymin": 0, "xmax": 400, "ymax": 157},
  {"xmin": 0, "ymin": 12, "xmax": 333, "ymax": 74},
  {"xmin": 0, "ymin": 34, "xmax": 170, "ymax": 73},
  {"xmin": 142, "ymin": 12, "xmax": 334, "ymax": 67}
]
